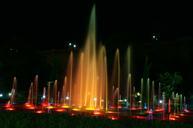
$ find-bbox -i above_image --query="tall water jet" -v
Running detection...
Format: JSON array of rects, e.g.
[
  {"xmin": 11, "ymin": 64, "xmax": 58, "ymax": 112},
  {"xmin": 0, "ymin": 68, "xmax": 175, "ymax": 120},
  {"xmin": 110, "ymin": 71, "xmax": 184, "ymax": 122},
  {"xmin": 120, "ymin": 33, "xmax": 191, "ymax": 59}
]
[
  {"xmin": 69, "ymin": 52, "xmax": 73, "ymax": 106},
  {"xmin": 147, "ymin": 78, "xmax": 150, "ymax": 110},
  {"xmin": 111, "ymin": 49, "xmax": 120, "ymax": 111},
  {"xmin": 97, "ymin": 46, "xmax": 108, "ymax": 110},
  {"xmin": 65, "ymin": 51, "xmax": 73, "ymax": 106},
  {"xmin": 126, "ymin": 46, "xmax": 132, "ymax": 101},
  {"xmin": 162, "ymin": 92, "xmax": 165, "ymax": 119},
  {"xmin": 126, "ymin": 46, "xmax": 132, "ymax": 75},
  {"xmin": 127, "ymin": 74, "xmax": 132, "ymax": 109},
  {"xmin": 27, "ymin": 82, "xmax": 33, "ymax": 105},
  {"xmin": 61, "ymin": 76, "xmax": 67, "ymax": 105},
  {"xmin": 47, "ymin": 82, "xmax": 51, "ymax": 105},
  {"xmin": 104, "ymin": 55, "xmax": 108, "ymax": 112},
  {"xmin": 24, "ymin": 82, "xmax": 36, "ymax": 110},
  {"xmin": 10, "ymin": 76, "xmax": 17, "ymax": 105},
  {"xmin": 158, "ymin": 82, "xmax": 161, "ymax": 108},
  {"xmin": 5, "ymin": 76, "xmax": 17, "ymax": 110},
  {"xmin": 40, "ymin": 86, "xmax": 47, "ymax": 107},
  {"xmin": 132, "ymin": 86, "xmax": 135, "ymax": 108},
  {"xmin": 152, "ymin": 81, "xmax": 155, "ymax": 110},
  {"xmin": 53, "ymin": 80, "xmax": 58, "ymax": 105},
  {"xmin": 33, "ymin": 75, "xmax": 38, "ymax": 107},
  {"xmin": 71, "ymin": 5, "xmax": 108, "ymax": 110},
  {"xmin": 79, "ymin": 53, "xmax": 84, "ymax": 107},
  {"xmin": 140, "ymin": 78, "xmax": 143, "ymax": 111}
]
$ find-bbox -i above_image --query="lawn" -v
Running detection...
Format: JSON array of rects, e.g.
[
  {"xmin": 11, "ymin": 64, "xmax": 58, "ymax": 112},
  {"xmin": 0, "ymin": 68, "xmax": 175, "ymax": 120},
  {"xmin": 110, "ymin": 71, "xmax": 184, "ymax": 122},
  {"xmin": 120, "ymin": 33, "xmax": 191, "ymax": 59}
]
[{"xmin": 0, "ymin": 110, "xmax": 192, "ymax": 128}]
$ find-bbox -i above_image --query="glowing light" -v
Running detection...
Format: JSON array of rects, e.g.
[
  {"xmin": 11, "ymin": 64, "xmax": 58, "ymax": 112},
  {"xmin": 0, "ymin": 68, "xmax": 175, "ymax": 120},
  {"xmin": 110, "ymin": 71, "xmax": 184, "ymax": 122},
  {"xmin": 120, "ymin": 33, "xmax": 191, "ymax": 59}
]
[
  {"xmin": 0, "ymin": 93, "xmax": 3, "ymax": 97},
  {"xmin": 69, "ymin": 43, "xmax": 72, "ymax": 46},
  {"xmin": 118, "ymin": 99, "xmax": 123, "ymax": 102},
  {"xmin": 46, "ymin": 105, "xmax": 54, "ymax": 109},
  {"xmin": 41, "ymin": 102, "xmax": 48, "ymax": 107},
  {"xmin": 5, "ymin": 107, "xmax": 14, "ymax": 111},
  {"xmin": 159, "ymin": 100, "xmax": 163, "ymax": 104},
  {"xmin": 71, "ymin": 113, "xmax": 75, "ymax": 116},
  {"xmin": 55, "ymin": 108, "xmax": 65, "ymax": 112},
  {"xmin": 35, "ymin": 110, "xmax": 44, "ymax": 114},
  {"xmin": 85, "ymin": 107, "xmax": 95, "ymax": 111},
  {"xmin": 42, "ymin": 95, "xmax": 46, "ymax": 99},
  {"xmin": 184, "ymin": 109, "xmax": 189, "ymax": 112},
  {"xmin": 107, "ymin": 111, "xmax": 117, "ymax": 114},
  {"xmin": 93, "ymin": 97, "xmax": 97, "ymax": 101},
  {"xmin": 169, "ymin": 117, "xmax": 176, "ymax": 121},
  {"xmin": 73, "ymin": 44, "xmax": 77, "ymax": 48},
  {"xmin": 8, "ymin": 93, "xmax": 12, "ymax": 97},
  {"xmin": 5, "ymin": 103, "xmax": 12, "ymax": 108},
  {"xmin": 72, "ymin": 108, "xmax": 81, "ymax": 111},
  {"xmin": 93, "ymin": 111, "xmax": 102, "ymax": 115},
  {"xmin": 61, "ymin": 105, "xmax": 70, "ymax": 108},
  {"xmin": 137, "ymin": 92, "xmax": 140, "ymax": 96},
  {"xmin": 152, "ymin": 35, "xmax": 155, "ymax": 39},
  {"xmin": 124, "ymin": 99, "xmax": 127, "ymax": 102},
  {"xmin": 155, "ymin": 108, "xmax": 164, "ymax": 112},
  {"xmin": 118, "ymin": 106, "xmax": 122, "ymax": 109},
  {"xmin": 180, "ymin": 113, "xmax": 184, "ymax": 116},
  {"xmin": 24, "ymin": 103, "xmax": 35, "ymax": 109},
  {"xmin": 109, "ymin": 116, "xmax": 119, "ymax": 120},
  {"xmin": 65, "ymin": 96, "xmax": 70, "ymax": 100}
]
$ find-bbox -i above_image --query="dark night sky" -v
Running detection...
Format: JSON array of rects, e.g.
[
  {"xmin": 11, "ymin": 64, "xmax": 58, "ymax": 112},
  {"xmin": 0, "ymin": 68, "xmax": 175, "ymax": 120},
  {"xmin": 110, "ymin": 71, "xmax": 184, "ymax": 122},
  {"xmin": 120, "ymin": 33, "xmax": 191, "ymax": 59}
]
[
  {"xmin": 0, "ymin": 1, "xmax": 192, "ymax": 49},
  {"xmin": 0, "ymin": 1, "xmax": 193, "ymax": 94}
]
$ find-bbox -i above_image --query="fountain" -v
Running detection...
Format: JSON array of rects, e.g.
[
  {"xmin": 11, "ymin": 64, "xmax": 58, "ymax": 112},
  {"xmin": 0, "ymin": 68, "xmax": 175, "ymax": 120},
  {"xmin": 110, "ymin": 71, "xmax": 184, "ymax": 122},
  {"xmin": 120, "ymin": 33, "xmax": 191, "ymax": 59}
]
[
  {"xmin": 5, "ymin": 76, "xmax": 17, "ymax": 110},
  {"xmin": 1, "ymin": 5, "xmax": 190, "ymax": 123},
  {"xmin": 24, "ymin": 82, "xmax": 35, "ymax": 109},
  {"xmin": 59, "ymin": 5, "xmax": 109, "ymax": 111}
]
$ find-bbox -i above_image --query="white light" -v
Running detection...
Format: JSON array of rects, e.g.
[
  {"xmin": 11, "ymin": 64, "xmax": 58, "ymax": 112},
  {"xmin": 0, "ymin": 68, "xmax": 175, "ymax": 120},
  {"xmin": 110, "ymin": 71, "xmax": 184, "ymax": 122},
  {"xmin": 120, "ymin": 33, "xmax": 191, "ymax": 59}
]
[
  {"xmin": 42, "ymin": 95, "xmax": 46, "ymax": 99},
  {"xmin": 124, "ymin": 99, "xmax": 127, "ymax": 102},
  {"xmin": 137, "ymin": 92, "xmax": 140, "ymax": 96},
  {"xmin": 8, "ymin": 93, "xmax": 12, "ymax": 96},
  {"xmin": 73, "ymin": 44, "xmax": 77, "ymax": 48},
  {"xmin": 159, "ymin": 100, "xmax": 163, "ymax": 104},
  {"xmin": 138, "ymin": 100, "xmax": 142, "ymax": 103},
  {"xmin": 65, "ymin": 96, "xmax": 70, "ymax": 100},
  {"xmin": 69, "ymin": 43, "xmax": 72, "ymax": 46},
  {"xmin": 93, "ymin": 97, "xmax": 97, "ymax": 101},
  {"xmin": 153, "ymin": 35, "xmax": 155, "ymax": 39},
  {"xmin": 0, "ymin": 93, "xmax": 3, "ymax": 97},
  {"xmin": 118, "ymin": 99, "xmax": 123, "ymax": 102}
]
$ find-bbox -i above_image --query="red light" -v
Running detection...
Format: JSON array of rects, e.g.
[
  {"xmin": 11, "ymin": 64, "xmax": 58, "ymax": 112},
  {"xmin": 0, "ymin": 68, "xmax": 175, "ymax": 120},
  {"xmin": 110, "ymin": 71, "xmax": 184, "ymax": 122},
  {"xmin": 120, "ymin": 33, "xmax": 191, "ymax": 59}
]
[
  {"xmin": 130, "ymin": 115, "xmax": 146, "ymax": 120},
  {"xmin": 118, "ymin": 106, "xmax": 122, "ymax": 109},
  {"xmin": 41, "ymin": 102, "xmax": 48, "ymax": 107},
  {"xmin": 35, "ymin": 110, "xmax": 44, "ymax": 114},
  {"xmin": 24, "ymin": 103, "xmax": 35, "ymax": 109},
  {"xmin": 5, "ymin": 107, "xmax": 15, "ymax": 111},
  {"xmin": 55, "ymin": 108, "xmax": 65, "ymax": 112},
  {"xmin": 5, "ymin": 103, "xmax": 12, "ymax": 108},
  {"xmin": 93, "ymin": 111, "xmax": 102, "ymax": 115},
  {"xmin": 109, "ymin": 116, "xmax": 119, "ymax": 120}
]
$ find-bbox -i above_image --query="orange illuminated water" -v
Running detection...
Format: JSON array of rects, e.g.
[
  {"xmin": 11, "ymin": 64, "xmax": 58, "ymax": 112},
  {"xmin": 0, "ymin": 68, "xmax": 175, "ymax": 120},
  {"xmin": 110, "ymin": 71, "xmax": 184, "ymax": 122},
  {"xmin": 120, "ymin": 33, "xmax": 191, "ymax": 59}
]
[{"xmin": 64, "ymin": 5, "xmax": 109, "ymax": 110}]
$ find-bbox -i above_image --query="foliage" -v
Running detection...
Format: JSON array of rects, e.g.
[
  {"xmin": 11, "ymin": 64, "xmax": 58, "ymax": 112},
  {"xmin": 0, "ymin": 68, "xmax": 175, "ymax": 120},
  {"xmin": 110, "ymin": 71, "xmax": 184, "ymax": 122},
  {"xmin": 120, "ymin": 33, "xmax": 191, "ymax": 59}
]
[{"xmin": 158, "ymin": 72, "xmax": 183, "ymax": 99}]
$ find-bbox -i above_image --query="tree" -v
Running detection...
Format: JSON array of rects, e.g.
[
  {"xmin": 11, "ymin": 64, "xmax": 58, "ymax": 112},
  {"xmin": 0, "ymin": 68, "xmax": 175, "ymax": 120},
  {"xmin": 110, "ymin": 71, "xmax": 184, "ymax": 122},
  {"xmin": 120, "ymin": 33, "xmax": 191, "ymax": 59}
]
[{"xmin": 158, "ymin": 72, "xmax": 183, "ymax": 99}]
